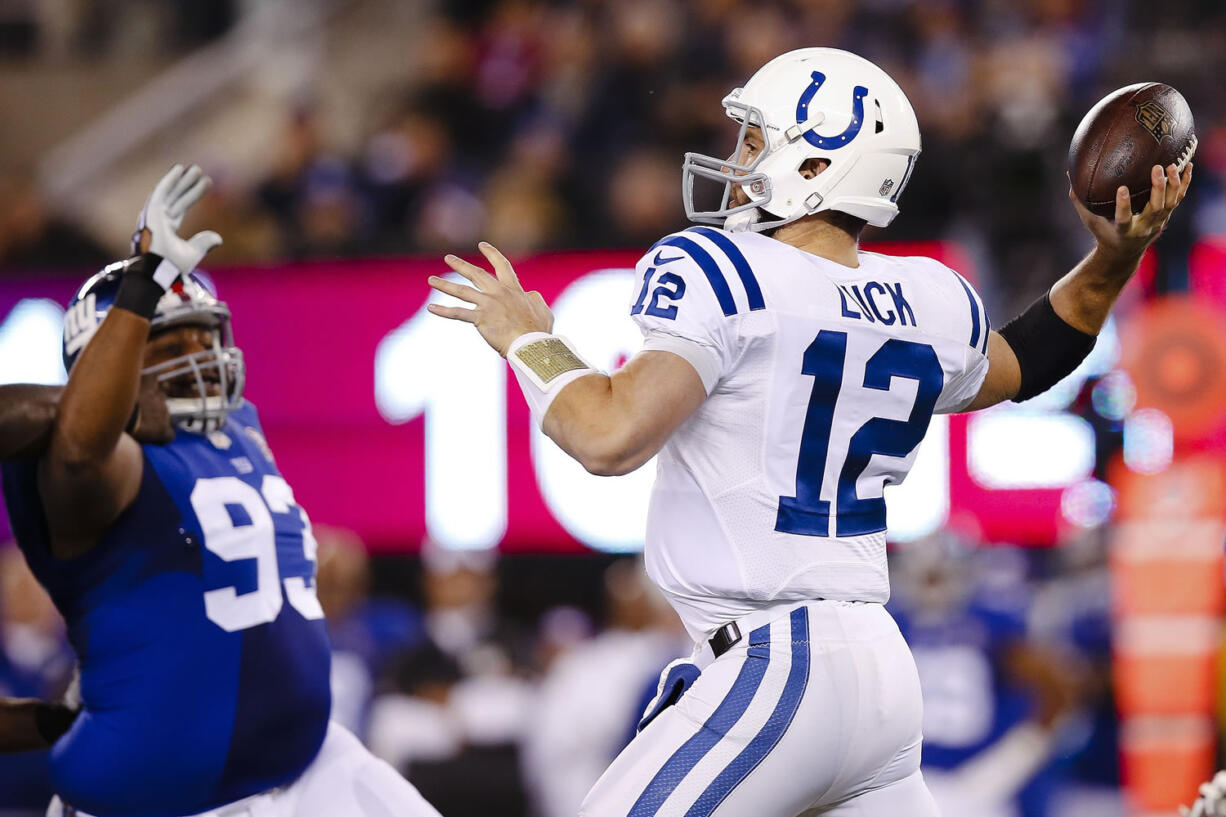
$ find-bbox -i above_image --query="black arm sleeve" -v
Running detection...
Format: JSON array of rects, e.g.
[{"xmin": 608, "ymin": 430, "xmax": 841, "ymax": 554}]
[{"xmin": 998, "ymin": 293, "xmax": 1097, "ymax": 402}]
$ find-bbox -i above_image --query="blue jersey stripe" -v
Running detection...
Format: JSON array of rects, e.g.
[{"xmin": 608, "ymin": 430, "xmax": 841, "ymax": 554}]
[
  {"xmin": 684, "ymin": 608, "xmax": 810, "ymax": 817},
  {"xmin": 655, "ymin": 235, "xmax": 739, "ymax": 316},
  {"xmin": 628, "ymin": 623, "xmax": 772, "ymax": 817},
  {"xmin": 686, "ymin": 227, "xmax": 766, "ymax": 311},
  {"xmin": 953, "ymin": 273, "xmax": 983, "ymax": 351},
  {"xmin": 980, "ymin": 310, "xmax": 991, "ymax": 355}
]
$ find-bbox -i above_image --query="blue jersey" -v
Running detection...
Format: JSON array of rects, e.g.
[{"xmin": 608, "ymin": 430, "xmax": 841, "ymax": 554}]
[
  {"xmin": 892, "ymin": 595, "xmax": 1031, "ymax": 769},
  {"xmin": 893, "ymin": 590, "xmax": 1063, "ymax": 817},
  {"xmin": 2, "ymin": 402, "xmax": 331, "ymax": 817}
]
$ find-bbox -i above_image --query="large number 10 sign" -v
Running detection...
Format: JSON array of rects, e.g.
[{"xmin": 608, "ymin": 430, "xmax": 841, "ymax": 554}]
[{"xmin": 374, "ymin": 269, "xmax": 661, "ymax": 552}]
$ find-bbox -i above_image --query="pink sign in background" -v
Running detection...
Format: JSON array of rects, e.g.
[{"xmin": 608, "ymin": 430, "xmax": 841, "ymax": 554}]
[{"xmin": 0, "ymin": 244, "xmax": 1092, "ymax": 552}]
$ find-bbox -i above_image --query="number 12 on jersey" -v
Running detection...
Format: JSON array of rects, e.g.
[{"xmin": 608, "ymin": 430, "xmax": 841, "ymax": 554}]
[{"xmin": 776, "ymin": 330, "xmax": 942, "ymax": 538}]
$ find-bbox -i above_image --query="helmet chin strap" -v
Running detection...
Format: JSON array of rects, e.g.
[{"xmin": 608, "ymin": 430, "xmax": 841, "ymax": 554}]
[{"xmin": 723, "ymin": 208, "xmax": 760, "ymax": 233}]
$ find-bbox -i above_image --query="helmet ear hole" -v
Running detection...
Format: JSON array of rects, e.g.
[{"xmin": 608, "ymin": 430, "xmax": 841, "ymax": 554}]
[{"xmin": 798, "ymin": 158, "xmax": 830, "ymax": 180}]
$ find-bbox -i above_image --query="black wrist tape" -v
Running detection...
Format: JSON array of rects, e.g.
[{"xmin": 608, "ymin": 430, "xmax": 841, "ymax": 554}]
[
  {"xmin": 998, "ymin": 292, "xmax": 1097, "ymax": 402},
  {"xmin": 112, "ymin": 253, "xmax": 167, "ymax": 320},
  {"xmin": 34, "ymin": 703, "xmax": 78, "ymax": 744}
]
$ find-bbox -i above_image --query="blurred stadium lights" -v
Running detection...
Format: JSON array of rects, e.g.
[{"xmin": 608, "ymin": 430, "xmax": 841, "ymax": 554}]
[
  {"xmin": 1060, "ymin": 478, "xmax": 1116, "ymax": 529},
  {"xmin": 1123, "ymin": 408, "xmax": 1175, "ymax": 475},
  {"xmin": 967, "ymin": 410, "xmax": 1096, "ymax": 489},
  {"xmin": 0, "ymin": 299, "xmax": 66, "ymax": 385},
  {"xmin": 1091, "ymin": 369, "xmax": 1137, "ymax": 422}
]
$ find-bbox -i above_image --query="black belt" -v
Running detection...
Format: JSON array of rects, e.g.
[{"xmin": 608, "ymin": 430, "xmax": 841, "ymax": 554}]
[{"xmin": 708, "ymin": 621, "xmax": 742, "ymax": 658}]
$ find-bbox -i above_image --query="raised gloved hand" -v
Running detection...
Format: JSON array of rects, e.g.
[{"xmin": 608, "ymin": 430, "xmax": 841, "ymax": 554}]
[
  {"xmin": 131, "ymin": 164, "xmax": 222, "ymax": 287},
  {"xmin": 114, "ymin": 164, "xmax": 224, "ymax": 321}
]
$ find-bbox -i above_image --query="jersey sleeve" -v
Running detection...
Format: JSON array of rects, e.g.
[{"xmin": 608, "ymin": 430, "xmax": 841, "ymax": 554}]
[
  {"xmin": 933, "ymin": 265, "xmax": 991, "ymax": 414},
  {"xmin": 628, "ymin": 233, "xmax": 742, "ymax": 394}
]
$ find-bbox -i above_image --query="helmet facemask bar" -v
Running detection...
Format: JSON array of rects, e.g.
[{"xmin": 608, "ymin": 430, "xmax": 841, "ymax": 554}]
[
  {"xmin": 141, "ymin": 304, "xmax": 245, "ymax": 434},
  {"xmin": 682, "ymin": 100, "xmax": 775, "ymax": 229}
]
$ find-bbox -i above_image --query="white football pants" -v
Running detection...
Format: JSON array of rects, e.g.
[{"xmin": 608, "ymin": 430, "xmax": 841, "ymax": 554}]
[
  {"xmin": 48, "ymin": 722, "xmax": 442, "ymax": 817},
  {"xmin": 579, "ymin": 601, "xmax": 941, "ymax": 817}
]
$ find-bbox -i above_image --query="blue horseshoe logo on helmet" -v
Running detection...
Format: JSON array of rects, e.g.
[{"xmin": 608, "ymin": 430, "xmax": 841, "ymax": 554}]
[{"xmin": 795, "ymin": 71, "xmax": 868, "ymax": 150}]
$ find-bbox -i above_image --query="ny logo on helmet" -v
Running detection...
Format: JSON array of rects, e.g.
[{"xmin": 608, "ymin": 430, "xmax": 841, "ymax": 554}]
[
  {"xmin": 795, "ymin": 71, "xmax": 869, "ymax": 150},
  {"xmin": 63, "ymin": 293, "xmax": 98, "ymax": 358}
]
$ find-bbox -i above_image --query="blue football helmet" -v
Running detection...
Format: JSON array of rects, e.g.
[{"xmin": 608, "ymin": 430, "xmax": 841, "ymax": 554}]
[{"xmin": 62, "ymin": 260, "xmax": 245, "ymax": 433}]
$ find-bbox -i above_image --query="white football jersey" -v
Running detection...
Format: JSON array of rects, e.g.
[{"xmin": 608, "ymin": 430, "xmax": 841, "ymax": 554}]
[{"xmin": 629, "ymin": 226, "xmax": 991, "ymax": 640}]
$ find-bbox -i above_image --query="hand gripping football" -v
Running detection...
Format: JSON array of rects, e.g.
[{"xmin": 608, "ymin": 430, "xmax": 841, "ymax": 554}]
[{"xmin": 1069, "ymin": 82, "xmax": 1196, "ymax": 218}]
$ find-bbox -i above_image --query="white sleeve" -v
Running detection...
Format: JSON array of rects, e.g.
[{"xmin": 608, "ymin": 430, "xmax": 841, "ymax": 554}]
[
  {"xmin": 628, "ymin": 239, "xmax": 738, "ymax": 394},
  {"xmin": 934, "ymin": 267, "xmax": 992, "ymax": 414},
  {"xmin": 937, "ymin": 346, "xmax": 991, "ymax": 413}
]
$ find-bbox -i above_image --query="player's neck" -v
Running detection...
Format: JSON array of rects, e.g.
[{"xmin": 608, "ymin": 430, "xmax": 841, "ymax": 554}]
[{"xmin": 770, "ymin": 215, "xmax": 861, "ymax": 268}]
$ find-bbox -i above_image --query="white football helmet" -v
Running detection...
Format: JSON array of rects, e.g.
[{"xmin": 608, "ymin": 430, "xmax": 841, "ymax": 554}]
[{"xmin": 683, "ymin": 47, "xmax": 922, "ymax": 232}]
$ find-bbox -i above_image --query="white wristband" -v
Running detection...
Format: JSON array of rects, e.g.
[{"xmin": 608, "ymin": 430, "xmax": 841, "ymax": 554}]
[
  {"xmin": 151, "ymin": 256, "xmax": 182, "ymax": 290},
  {"xmin": 506, "ymin": 332, "xmax": 599, "ymax": 424}
]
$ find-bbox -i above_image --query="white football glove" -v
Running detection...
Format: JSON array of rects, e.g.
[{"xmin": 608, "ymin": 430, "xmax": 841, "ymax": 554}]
[
  {"xmin": 1184, "ymin": 771, "xmax": 1226, "ymax": 817},
  {"xmin": 132, "ymin": 164, "xmax": 222, "ymax": 288}
]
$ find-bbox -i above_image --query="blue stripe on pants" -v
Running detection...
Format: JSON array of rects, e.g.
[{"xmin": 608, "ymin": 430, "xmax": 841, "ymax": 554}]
[
  {"xmin": 685, "ymin": 608, "xmax": 811, "ymax": 817},
  {"xmin": 627, "ymin": 622, "xmax": 773, "ymax": 817}
]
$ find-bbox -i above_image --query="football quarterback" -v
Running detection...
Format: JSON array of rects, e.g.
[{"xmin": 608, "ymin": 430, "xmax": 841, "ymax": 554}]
[{"xmin": 428, "ymin": 47, "xmax": 1191, "ymax": 817}]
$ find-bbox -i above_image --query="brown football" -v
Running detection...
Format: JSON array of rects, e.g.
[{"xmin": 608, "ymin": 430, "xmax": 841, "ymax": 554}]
[{"xmin": 1069, "ymin": 83, "xmax": 1197, "ymax": 218}]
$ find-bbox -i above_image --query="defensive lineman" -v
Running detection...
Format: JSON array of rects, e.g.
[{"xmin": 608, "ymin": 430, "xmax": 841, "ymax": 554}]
[
  {"xmin": 1, "ymin": 167, "xmax": 442, "ymax": 817},
  {"xmin": 428, "ymin": 48, "xmax": 1191, "ymax": 816}
]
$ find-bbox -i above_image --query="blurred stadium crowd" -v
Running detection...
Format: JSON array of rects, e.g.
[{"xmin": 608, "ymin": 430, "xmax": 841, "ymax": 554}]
[
  {"xmin": 0, "ymin": 0, "xmax": 1224, "ymax": 316},
  {"xmin": 0, "ymin": 1, "xmax": 1223, "ymax": 816},
  {"xmin": 0, "ymin": 525, "xmax": 1120, "ymax": 817}
]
